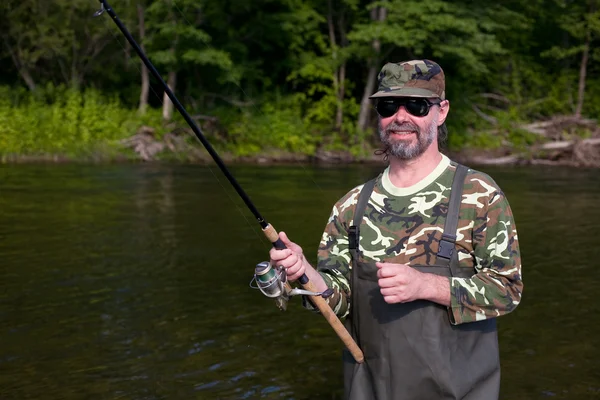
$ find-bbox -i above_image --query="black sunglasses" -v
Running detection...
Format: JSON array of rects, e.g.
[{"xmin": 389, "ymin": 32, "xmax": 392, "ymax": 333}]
[{"xmin": 375, "ymin": 98, "xmax": 442, "ymax": 118}]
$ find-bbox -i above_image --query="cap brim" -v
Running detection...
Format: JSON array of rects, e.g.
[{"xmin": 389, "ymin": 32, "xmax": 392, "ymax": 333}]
[{"xmin": 369, "ymin": 87, "xmax": 440, "ymax": 99}]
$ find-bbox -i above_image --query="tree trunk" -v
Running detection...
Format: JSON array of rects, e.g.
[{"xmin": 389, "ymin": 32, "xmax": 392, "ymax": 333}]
[
  {"xmin": 337, "ymin": 62, "xmax": 346, "ymax": 131},
  {"xmin": 357, "ymin": 64, "xmax": 380, "ymax": 131},
  {"xmin": 70, "ymin": 34, "xmax": 81, "ymax": 89},
  {"xmin": 18, "ymin": 67, "xmax": 37, "ymax": 92},
  {"xmin": 2, "ymin": 37, "xmax": 36, "ymax": 91},
  {"xmin": 336, "ymin": 9, "xmax": 348, "ymax": 134},
  {"xmin": 356, "ymin": 6, "xmax": 387, "ymax": 134},
  {"xmin": 575, "ymin": 39, "xmax": 589, "ymax": 118},
  {"xmin": 575, "ymin": 31, "xmax": 591, "ymax": 118},
  {"xmin": 162, "ymin": 70, "xmax": 177, "ymax": 122},
  {"xmin": 327, "ymin": 0, "xmax": 344, "ymax": 132},
  {"xmin": 138, "ymin": 3, "xmax": 150, "ymax": 115}
]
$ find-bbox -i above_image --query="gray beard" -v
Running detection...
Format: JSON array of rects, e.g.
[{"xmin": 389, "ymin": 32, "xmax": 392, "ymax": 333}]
[{"xmin": 379, "ymin": 119, "xmax": 437, "ymax": 160}]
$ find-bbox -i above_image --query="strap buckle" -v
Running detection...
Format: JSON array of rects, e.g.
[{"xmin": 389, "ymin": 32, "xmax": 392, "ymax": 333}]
[
  {"xmin": 348, "ymin": 225, "xmax": 359, "ymax": 250},
  {"xmin": 437, "ymin": 233, "xmax": 456, "ymax": 260}
]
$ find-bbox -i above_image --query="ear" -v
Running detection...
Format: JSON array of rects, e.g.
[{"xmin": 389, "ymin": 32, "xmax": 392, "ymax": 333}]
[{"xmin": 437, "ymin": 100, "xmax": 450, "ymax": 125}]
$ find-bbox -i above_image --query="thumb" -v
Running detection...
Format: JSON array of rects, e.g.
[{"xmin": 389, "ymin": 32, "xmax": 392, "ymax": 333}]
[
  {"xmin": 279, "ymin": 231, "xmax": 291, "ymax": 245},
  {"xmin": 279, "ymin": 231, "xmax": 301, "ymax": 253}
]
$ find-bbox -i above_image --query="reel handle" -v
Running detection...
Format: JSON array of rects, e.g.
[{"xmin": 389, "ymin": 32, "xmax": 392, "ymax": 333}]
[{"xmin": 262, "ymin": 224, "xmax": 364, "ymax": 364}]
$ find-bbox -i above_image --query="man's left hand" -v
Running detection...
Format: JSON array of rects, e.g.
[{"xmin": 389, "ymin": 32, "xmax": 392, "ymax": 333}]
[
  {"xmin": 376, "ymin": 262, "xmax": 426, "ymax": 304},
  {"xmin": 376, "ymin": 262, "xmax": 451, "ymax": 306}
]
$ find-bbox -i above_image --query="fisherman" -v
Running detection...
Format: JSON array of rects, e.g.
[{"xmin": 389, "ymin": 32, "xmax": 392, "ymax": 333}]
[{"xmin": 269, "ymin": 59, "xmax": 523, "ymax": 400}]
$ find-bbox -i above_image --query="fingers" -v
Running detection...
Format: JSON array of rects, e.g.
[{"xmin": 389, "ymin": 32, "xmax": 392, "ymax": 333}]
[
  {"xmin": 379, "ymin": 286, "xmax": 408, "ymax": 304},
  {"xmin": 268, "ymin": 231, "xmax": 306, "ymax": 282},
  {"xmin": 376, "ymin": 262, "xmax": 410, "ymax": 279},
  {"xmin": 269, "ymin": 247, "xmax": 293, "ymax": 262},
  {"xmin": 376, "ymin": 263, "xmax": 422, "ymax": 304},
  {"xmin": 269, "ymin": 248, "xmax": 297, "ymax": 266},
  {"xmin": 376, "ymin": 262, "xmax": 396, "ymax": 279},
  {"xmin": 381, "ymin": 294, "xmax": 401, "ymax": 304},
  {"xmin": 379, "ymin": 287, "xmax": 398, "ymax": 296},
  {"xmin": 286, "ymin": 262, "xmax": 305, "ymax": 281},
  {"xmin": 268, "ymin": 247, "xmax": 305, "ymax": 281},
  {"xmin": 279, "ymin": 231, "xmax": 303, "ymax": 254},
  {"xmin": 377, "ymin": 277, "xmax": 397, "ymax": 288}
]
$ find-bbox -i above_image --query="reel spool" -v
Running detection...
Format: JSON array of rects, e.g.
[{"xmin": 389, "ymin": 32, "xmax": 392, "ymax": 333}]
[
  {"xmin": 250, "ymin": 261, "xmax": 289, "ymax": 310},
  {"xmin": 250, "ymin": 261, "xmax": 334, "ymax": 311}
]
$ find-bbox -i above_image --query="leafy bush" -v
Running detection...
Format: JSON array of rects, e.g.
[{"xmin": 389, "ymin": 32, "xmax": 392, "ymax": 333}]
[
  {"xmin": 0, "ymin": 84, "xmax": 162, "ymax": 158},
  {"xmin": 221, "ymin": 95, "xmax": 320, "ymax": 156}
]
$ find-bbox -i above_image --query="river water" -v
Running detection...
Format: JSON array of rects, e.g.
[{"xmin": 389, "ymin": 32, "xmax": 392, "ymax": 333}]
[{"xmin": 1, "ymin": 163, "xmax": 599, "ymax": 399}]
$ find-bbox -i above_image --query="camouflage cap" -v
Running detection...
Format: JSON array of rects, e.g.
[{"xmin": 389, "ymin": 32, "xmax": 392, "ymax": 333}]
[{"xmin": 369, "ymin": 59, "xmax": 445, "ymax": 100}]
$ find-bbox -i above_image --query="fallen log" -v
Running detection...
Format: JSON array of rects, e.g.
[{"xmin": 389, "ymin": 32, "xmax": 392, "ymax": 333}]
[
  {"xmin": 468, "ymin": 137, "xmax": 600, "ymax": 167},
  {"xmin": 469, "ymin": 155, "xmax": 520, "ymax": 165}
]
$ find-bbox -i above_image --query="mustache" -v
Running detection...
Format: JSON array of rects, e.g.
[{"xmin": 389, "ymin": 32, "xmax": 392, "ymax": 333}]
[{"xmin": 384, "ymin": 122, "xmax": 420, "ymax": 134}]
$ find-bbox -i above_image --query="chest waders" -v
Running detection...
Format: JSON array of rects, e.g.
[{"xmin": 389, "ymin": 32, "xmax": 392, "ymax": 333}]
[{"xmin": 343, "ymin": 165, "xmax": 500, "ymax": 400}]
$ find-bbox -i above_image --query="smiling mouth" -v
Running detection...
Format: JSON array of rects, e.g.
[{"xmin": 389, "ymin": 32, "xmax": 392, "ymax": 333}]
[{"xmin": 389, "ymin": 130, "xmax": 417, "ymax": 136}]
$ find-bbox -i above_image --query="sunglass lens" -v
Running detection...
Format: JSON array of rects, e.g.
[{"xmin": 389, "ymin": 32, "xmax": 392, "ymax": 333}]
[
  {"xmin": 376, "ymin": 101, "xmax": 399, "ymax": 118},
  {"xmin": 405, "ymin": 99, "xmax": 429, "ymax": 117},
  {"xmin": 376, "ymin": 98, "xmax": 437, "ymax": 117}
]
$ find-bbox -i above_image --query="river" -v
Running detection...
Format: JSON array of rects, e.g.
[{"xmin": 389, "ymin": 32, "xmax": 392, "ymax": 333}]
[{"xmin": 1, "ymin": 163, "xmax": 599, "ymax": 399}]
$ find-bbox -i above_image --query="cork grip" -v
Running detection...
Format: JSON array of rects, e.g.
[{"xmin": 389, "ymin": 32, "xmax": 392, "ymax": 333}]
[
  {"xmin": 262, "ymin": 224, "xmax": 280, "ymax": 243},
  {"xmin": 262, "ymin": 224, "xmax": 365, "ymax": 363}
]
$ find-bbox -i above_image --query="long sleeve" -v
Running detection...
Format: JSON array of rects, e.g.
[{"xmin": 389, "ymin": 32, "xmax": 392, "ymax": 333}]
[
  {"xmin": 449, "ymin": 185, "xmax": 523, "ymax": 325},
  {"xmin": 302, "ymin": 188, "xmax": 361, "ymax": 318}
]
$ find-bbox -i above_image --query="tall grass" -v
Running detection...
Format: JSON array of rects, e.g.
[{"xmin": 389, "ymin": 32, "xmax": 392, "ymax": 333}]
[{"xmin": 0, "ymin": 84, "xmax": 161, "ymax": 159}]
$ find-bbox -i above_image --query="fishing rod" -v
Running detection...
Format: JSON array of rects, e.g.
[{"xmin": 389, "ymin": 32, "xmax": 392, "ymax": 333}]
[{"xmin": 94, "ymin": 0, "xmax": 363, "ymax": 364}]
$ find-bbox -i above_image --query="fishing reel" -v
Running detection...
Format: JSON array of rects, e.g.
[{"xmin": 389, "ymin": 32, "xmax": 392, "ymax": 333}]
[{"xmin": 250, "ymin": 261, "xmax": 333, "ymax": 311}]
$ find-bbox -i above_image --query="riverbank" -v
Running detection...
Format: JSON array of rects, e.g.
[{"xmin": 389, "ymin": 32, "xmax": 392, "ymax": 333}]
[
  {"xmin": 2, "ymin": 86, "xmax": 599, "ymax": 168},
  {"xmin": 2, "ymin": 144, "xmax": 598, "ymax": 169},
  {"xmin": 1, "ymin": 110, "xmax": 598, "ymax": 168}
]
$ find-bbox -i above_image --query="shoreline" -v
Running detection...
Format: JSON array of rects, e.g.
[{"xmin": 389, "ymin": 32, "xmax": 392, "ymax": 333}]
[
  {"xmin": 1, "ymin": 148, "xmax": 596, "ymax": 169},
  {"xmin": 3, "ymin": 114, "xmax": 598, "ymax": 168}
]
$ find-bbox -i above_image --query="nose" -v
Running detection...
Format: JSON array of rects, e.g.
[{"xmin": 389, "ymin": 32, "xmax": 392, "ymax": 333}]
[{"xmin": 393, "ymin": 105, "xmax": 411, "ymax": 122}]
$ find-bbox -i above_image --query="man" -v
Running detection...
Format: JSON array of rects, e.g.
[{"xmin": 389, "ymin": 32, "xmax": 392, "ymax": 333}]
[{"xmin": 270, "ymin": 59, "xmax": 523, "ymax": 400}]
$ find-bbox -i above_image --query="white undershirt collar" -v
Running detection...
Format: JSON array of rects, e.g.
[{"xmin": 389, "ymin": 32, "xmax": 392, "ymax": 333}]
[{"xmin": 381, "ymin": 154, "xmax": 450, "ymax": 196}]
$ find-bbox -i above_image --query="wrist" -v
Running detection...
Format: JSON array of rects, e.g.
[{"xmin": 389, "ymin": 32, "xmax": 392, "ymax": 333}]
[{"xmin": 420, "ymin": 273, "xmax": 451, "ymax": 307}]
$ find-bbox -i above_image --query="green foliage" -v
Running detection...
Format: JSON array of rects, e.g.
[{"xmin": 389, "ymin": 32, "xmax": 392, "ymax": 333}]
[
  {"xmin": 0, "ymin": 84, "xmax": 160, "ymax": 157},
  {"xmin": 145, "ymin": 0, "xmax": 238, "ymax": 84},
  {"xmin": 348, "ymin": 0, "xmax": 519, "ymax": 74},
  {"xmin": 222, "ymin": 95, "xmax": 319, "ymax": 156},
  {"xmin": 1, "ymin": 0, "xmax": 599, "ymax": 160}
]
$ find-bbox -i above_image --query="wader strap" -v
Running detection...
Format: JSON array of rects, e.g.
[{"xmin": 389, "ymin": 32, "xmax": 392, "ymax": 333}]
[
  {"xmin": 435, "ymin": 164, "xmax": 469, "ymax": 270},
  {"xmin": 348, "ymin": 178, "xmax": 376, "ymax": 347},
  {"xmin": 349, "ymin": 179, "xmax": 377, "ymax": 254}
]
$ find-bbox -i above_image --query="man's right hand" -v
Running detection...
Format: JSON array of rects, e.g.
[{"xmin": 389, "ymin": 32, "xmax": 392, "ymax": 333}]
[{"xmin": 269, "ymin": 231, "xmax": 308, "ymax": 282}]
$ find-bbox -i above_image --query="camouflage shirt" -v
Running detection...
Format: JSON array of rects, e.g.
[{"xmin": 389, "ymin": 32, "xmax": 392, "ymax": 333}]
[{"xmin": 312, "ymin": 155, "xmax": 523, "ymax": 325}]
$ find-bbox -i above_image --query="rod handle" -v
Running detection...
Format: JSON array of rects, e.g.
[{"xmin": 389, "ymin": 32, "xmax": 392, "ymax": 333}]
[{"xmin": 262, "ymin": 224, "xmax": 364, "ymax": 363}]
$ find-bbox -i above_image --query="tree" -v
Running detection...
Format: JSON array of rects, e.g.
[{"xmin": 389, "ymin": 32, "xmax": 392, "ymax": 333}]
[
  {"xmin": 542, "ymin": 0, "xmax": 600, "ymax": 117},
  {"xmin": 349, "ymin": 0, "xmax": 514, "ymax": 133},
  {"xmin": 354, "ymin": 3, "xmax": 386, "ymax": 135},
  {"xmin": 1, "ymin": 0, "xmax": 68, "ymax": 91},
  {"xmin": 138, "ymin": 2, "xmax": 150, "ymax": 115},
  {"xmin": 145, "ymin": 0, "xmax": 235, "ymax": 122}
]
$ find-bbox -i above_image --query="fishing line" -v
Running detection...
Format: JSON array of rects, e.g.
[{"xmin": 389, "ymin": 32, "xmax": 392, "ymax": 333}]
[
  {"xmin": 95, "ymin": 1, "xmax": 266, "ymax": 246},
  {"xmin": 98, "ymin": 13, "xmax": 164, "ymax": 115},
  {"xmin": 169, "ymin": 0, "xmax": 328, "ymax": 195},
  {"xmin": 94, "ymin": 0, "xmax": 364, "ymax": 363}
]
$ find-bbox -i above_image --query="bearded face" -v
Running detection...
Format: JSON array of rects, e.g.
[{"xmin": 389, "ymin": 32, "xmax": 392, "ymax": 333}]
[{"xmin": 378, "ymin": 109, "xmax": 439, "ymax": 160}]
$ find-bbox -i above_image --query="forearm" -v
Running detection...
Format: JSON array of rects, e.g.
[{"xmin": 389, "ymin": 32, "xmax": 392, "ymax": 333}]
[
  {"xmin": 302, "ymin": 269, "xmax": 351, "ymax": 318},
  {"xmin": 302, "ymin": 261, "xmax": 329, "ymax": 293},
  {"xmin": 420, "ymin": 273, "xmax": 451, "ymax": 307}
]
